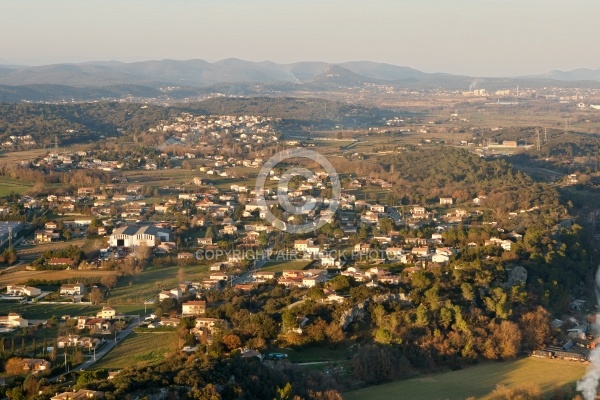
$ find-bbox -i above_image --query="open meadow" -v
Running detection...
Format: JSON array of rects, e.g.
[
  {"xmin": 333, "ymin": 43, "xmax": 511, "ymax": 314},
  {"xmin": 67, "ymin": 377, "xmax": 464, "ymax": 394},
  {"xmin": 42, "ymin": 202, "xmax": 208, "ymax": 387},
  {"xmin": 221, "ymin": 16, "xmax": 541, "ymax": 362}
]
[
  {"xmin": 344, "ymin": 357, "xmax": 587, "ymax": 400},
  {"xmin": 92, "ymin": 331, "xmax": 178, "ymax": 370}
]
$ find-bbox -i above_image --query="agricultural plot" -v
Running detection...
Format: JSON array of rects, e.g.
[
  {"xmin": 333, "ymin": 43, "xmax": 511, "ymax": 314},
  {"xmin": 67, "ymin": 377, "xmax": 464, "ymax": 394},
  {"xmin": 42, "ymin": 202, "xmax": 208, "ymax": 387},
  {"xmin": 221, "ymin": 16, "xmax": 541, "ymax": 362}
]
[
  {"xmin": 344, "ymin": 357, "xmax": 587, "ymax": 400},
  {"xmin": 0, "ymin": 268, "xmax": 118, "ymax": 288},
  {"xmin": 91, "ymin": 331, "xmax": 177, "ymax": 370},
  {"xmin": 0, "ymin": 303, "xmax": 101, "ymax": 320},
  {"xmin": 105, "ymin": 262, "xmax": 210, "ymax": 305},
  {"xmin": 16, "ymin": 239, "xmax": 87, "ymax": 261}
]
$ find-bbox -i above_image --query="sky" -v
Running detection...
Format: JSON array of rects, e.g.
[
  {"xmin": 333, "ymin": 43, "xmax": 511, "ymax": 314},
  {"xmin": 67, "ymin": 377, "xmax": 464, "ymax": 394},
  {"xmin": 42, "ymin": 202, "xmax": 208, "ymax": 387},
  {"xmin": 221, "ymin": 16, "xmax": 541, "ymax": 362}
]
[{"xmin": 1, "ymin": 0, "xmax": 599, "ymax": 77}]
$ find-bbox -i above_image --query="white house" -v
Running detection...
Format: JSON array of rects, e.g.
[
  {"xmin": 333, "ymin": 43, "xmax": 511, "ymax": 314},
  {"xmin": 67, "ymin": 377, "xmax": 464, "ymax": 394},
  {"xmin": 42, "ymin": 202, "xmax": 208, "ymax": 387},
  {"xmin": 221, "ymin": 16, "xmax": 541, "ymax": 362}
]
[
  {"xmin": 6, "ymin": 285, "xmax": 41, "ymax": 297},
  {"xmin": 294, "ymin": 239, "xmax": 313, "ymax": 252},
  {"xmin": 96, "ymin": 306, "xmax": 116, "ymax": 319},
  {"xmin": 60, "ymin": 283, "xmax": 85, "ymax": 296},
  {"xmin": 0, "ymin": 312, "xmax": 28, "ymax": 328},
  {"xmin": 432, "ymin": 253, "xmax": 450, "ymax": 264}
]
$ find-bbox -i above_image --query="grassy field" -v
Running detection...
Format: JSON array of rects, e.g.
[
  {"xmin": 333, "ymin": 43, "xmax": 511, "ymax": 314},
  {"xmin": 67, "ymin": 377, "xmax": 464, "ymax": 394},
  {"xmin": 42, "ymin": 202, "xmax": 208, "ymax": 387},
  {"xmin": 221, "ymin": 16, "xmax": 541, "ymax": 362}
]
[
  {"xmin": 0, "ymin": 302, "xmax": 145, "ymax": 321},
  {"xmin": 105, "ymin": 262, "xmax": 210, "ymax": 305},
  {"xmin": 0, "ymin": 268, "xmax": 119, "ymax": 288},
  {"xmin": 0, "ymin": 303, "xmax": 102, "ymax": 320},
  {"xmin": 92, "ymin": 331, "xmax": 178, "ymax": 370},
  {"xmin": 0, "ymin": 177, "xmax": 33, "ymax": 196},
  {"xmin": 260, "ymin": 260, "xmax": 315, "ymax": 274},
  {"xmin": 344, "ymin": 357, "xmax": 587, "ymax": 400}
]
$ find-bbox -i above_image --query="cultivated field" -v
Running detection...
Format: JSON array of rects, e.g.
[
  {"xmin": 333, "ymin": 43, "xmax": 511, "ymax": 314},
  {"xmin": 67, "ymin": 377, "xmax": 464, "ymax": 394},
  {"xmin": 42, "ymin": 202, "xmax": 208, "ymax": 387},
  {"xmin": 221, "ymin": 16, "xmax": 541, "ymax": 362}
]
[
  {"xmin": 344, "ymin": 357, "xmax": 587, "ymax": 400},
  {"xmin": 92, "ymin": 331, "xmax": 178, "ymax": 370},
  {"xmin": 105, "ymin": 262, "xmax": 210, "ymax": 305},
  {"xmin": 16, "ymin": 239, "xmax": 88, "ymax": 261},
  {"xmin": 0, "ymin": 303, "xmax": 102, "ymax": 320},
  {"xmin": 0, "ymin": 268, "xmax": 118, "ymax": 288}
]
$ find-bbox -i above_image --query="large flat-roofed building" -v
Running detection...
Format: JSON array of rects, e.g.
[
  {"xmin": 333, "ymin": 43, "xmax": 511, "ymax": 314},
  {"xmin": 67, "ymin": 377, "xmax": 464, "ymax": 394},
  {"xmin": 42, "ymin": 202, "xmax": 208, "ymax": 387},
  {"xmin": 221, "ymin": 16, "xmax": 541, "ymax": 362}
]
[{"xmin": 109, "ymin": 224, "xmax": 171, "ymax": 247}]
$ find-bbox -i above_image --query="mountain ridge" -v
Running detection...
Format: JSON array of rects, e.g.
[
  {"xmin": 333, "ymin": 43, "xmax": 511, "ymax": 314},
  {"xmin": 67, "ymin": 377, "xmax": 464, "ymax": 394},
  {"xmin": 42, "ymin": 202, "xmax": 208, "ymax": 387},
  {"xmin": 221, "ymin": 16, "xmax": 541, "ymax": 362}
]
[{"xmin": 0, "ymin": 59, "xmax": 599, "ymax": 102}]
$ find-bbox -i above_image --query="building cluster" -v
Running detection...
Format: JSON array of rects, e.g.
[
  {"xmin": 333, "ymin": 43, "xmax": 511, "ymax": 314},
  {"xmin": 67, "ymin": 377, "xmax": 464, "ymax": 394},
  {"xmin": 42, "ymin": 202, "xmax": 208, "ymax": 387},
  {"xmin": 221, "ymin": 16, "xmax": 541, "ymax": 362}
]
[
  {"xmin": 145, "ymin": 296, "xmax": 226, "ymax": 342},
  {"xmin": 151, "ymin": 112, "xmax": 280, "ymax": 147},
  {"xmin": 1, "ymin": 134, "xmax": 36, "ymax": 148}
]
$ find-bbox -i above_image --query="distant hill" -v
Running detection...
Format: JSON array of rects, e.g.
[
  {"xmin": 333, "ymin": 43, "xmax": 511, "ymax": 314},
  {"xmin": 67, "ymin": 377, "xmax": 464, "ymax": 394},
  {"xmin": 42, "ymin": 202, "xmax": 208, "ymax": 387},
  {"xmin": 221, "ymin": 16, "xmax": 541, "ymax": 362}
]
[
  {"xmin": 0, "ymin": 59, "xmax": 600, "ymax": 102},
  {"xmin": 0, "ymin": 59, "xmax": 451, "ymax": 88},
  {"xmin": 301, "ymin": 65, "xmax": 386, "ymax": 89},
  {"xmin": 339, "ymin": 61, "xmax": 428, "ymax": 81},
  {"xmin": 534, "ymin": 68, "xmax": 600, "ymax": 82}
]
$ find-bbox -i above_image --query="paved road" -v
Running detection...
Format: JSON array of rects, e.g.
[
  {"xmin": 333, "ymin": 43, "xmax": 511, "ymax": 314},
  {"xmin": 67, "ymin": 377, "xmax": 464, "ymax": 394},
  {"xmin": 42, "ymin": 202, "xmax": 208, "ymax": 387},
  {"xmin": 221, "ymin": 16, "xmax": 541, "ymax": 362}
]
[{"xmin": 231, "ymin": 258, "xmax": 268, "ymax": 285}]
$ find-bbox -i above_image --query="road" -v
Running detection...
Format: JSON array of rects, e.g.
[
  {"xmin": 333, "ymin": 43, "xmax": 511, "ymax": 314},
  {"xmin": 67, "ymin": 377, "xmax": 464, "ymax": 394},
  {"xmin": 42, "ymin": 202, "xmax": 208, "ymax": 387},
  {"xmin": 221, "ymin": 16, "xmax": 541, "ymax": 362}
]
[{"xmin": 231, "ymin": 258, "xmax": 268, "ymax": 286}]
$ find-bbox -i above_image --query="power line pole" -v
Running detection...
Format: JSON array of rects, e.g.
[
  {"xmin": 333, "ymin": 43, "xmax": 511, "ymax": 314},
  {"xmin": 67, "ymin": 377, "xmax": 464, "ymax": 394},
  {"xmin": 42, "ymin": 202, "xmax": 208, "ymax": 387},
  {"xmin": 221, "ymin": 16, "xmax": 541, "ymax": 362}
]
[{"xmin": 536, "ymin": 129, "xmax": 541, "ymax": 151}]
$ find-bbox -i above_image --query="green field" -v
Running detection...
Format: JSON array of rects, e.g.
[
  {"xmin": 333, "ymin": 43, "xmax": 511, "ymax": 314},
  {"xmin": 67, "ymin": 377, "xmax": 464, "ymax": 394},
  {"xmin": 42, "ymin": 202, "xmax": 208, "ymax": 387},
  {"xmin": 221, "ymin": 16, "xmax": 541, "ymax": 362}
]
[
  {"xmin": 105, "ymin": 262, "xmax": 210, "ymax": 305},
  {"xmin": 260, "ymin": 260, "xmax": 315, "ymax": 274},
  {"xmin": 92, "ymin": 331, "xmax": 177, "ymax": 370},
  {"xmin": 0, "ymin": 303, "xmax": 102, "ymax": 320},
  {"xmin": 0, "ymin": 177, "xmax": 33, "ymax": 196},
  {"xmin": 344, "ymin": 357, "xmax": 587, "ymax": 400}
]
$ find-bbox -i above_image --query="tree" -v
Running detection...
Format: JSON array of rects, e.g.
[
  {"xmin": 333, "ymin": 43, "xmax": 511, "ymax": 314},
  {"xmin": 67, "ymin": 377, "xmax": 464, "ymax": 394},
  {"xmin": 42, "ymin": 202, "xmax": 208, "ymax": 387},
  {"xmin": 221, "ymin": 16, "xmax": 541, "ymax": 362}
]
[
  {"xmin": 275, "ymin": 383, "xmax": 294, "ymax": 400},
  {"xmin": 90, "ymin": 287, "xmax": 104, "ymax": 304},
  {"xmin": 487, "ymin": 384, "xmax": 542, "ymax": 400},
  {"xmin": 134, "ymin": 244, "xmax": 152, "ymax": 264},
  {"xmin": 520, "ymin": 307, "xmax": 551, "ymax": 350},
  {"xmin": 378, "ymin": 218, "xmax": 394, "ymax": 234},
  {"xmin": 101, "ymin": 274, "xmax": 119, "ymax": 289},
  {"xmin": 328, "ymin": 275, "xmax": 353, "ymax": 292},
  {"xmin": 6, "ymin": 387, "xmax": 26, "ymax": 400},
  {"xmin": 23, "ymin": 374, "xmax": 39, "ymax": 397},
  {"xmin": 281, "ymin": 310, "xmax": 297, "ymax": 331},
  {"xmin": 484, "ymin": 321, "xmax": 522, "ymax": 359},
  {"xmin": 191, "ymin": 383, "xmax": 221, "ymax": 400},
  {"xmin": 205, "ymin": 226, "xmax": 216, "ymax": 239},
  {"xmin": 352, "ymin": 345, "xmax": 395, "ymax": 384},
  {"xmin": 306, "ymin": 286, "xmax": 324, "ymax": 301},
  {"xmin": 305, "ymin": 319, "xmax": 327, "ymax": 343},
  {"xmin": 156, "ymin": 298, "xmax": 179, "ymax": 315},
  {"xmin": 221, "ymin": 334, "xmax": 242, "ymax": 351},
  {"xmin": 62, "ymin": 228, "xmax": 72, "ymax": 241},
  {"xmin": 4, "ymin": 357, "xmax": 23, "ymax": 375},
  {"xmin": 72, "ymin": 350, "xmax": 84, "ymax": 365}
]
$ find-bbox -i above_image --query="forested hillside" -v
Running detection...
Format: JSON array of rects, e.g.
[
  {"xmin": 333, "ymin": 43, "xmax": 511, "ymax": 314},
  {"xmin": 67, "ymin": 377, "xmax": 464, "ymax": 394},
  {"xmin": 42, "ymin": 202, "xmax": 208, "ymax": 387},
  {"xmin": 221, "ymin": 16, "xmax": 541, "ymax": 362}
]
[{"xmin": 0, "ymin": 102, "xmax": 172, "ymax": 146}]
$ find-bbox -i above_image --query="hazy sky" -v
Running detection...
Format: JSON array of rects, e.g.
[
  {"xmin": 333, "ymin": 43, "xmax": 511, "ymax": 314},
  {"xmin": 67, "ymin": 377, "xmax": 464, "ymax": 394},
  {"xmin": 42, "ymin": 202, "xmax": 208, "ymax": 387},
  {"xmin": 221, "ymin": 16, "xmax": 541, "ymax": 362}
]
[{"xmin": 1, "ymin": 0, "xmax": 599, "ymax": 76}]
